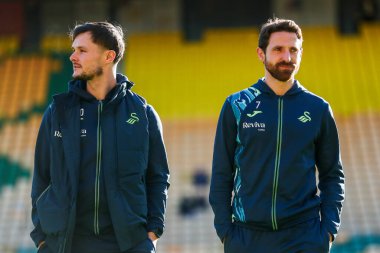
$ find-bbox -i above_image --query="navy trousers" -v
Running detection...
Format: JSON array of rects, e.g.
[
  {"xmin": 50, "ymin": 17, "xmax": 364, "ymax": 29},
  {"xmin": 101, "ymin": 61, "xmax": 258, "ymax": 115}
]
[
  {"xmin": 38, "ymin": 237, "xmax": 155, "ymax": 253},
  {"xmin": 223, "ymin": 218, "xmax": 331, "ymax": 253}
]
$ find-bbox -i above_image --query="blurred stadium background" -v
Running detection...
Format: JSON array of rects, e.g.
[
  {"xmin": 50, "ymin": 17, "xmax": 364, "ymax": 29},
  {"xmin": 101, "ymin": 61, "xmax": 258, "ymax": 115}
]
[{"xmin": 0, "ymin": 0, "xmax": 380, "ymax": 252}]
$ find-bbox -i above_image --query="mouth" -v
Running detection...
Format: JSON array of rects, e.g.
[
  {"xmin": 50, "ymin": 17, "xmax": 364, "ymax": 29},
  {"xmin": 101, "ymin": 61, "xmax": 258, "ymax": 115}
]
[
  {"xmin": 279, "ymin": 63, "xmax": 294, "ymax": 67},
  {"xmin": 278, "ymin": 64, "xmax": 295, "ymax": 70}
]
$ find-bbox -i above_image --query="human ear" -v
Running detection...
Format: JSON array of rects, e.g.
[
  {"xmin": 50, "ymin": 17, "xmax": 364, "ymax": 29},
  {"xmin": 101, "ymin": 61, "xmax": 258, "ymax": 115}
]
[
  {"xmin": 257, "ymin": 47, "xmax": 265, "ymax": 63},
  {"xmin": 105, "ymin": 50, "xmax": 116, "ymax": 63}
]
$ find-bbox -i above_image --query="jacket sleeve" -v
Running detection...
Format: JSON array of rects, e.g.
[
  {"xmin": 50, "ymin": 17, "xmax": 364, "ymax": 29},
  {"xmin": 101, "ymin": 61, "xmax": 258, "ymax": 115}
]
[
  {"xmin": 146, "ymin": 105, "xmax": 170, "ymax": 237},
  {"xmin": 209, "ymin": 98, "xmax": 236, "ymax": 241},
  {"xmin": 316, "ymin": 103, "xmax": 345, "ymax": 240},
  {"xmin": 30, "ymin": 105, "xmax": 52, "ymax": 247}
]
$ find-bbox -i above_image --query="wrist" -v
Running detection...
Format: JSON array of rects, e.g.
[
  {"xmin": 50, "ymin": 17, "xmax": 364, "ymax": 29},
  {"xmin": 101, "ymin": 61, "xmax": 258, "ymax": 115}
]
[
  {"xmin": 148, "ymin": 231, "xmax": 159, "ymax": 241},
  {"xmin": 148, "ymin": 227, "xmax": 163, "ymax": 238}
]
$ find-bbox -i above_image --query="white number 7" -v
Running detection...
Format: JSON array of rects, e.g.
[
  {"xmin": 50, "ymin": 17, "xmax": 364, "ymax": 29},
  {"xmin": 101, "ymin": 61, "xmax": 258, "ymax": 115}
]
[{"xmin": 255, "ymin": 101, "xmax": 261, "ymax": 109}]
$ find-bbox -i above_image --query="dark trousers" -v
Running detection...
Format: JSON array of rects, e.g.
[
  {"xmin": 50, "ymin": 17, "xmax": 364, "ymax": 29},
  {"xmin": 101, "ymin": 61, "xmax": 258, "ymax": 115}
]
[
  {"xmin": 38, "ymin": 237, "xmax": 155, "ymax": 253},
  {"xmin": 224, "ymin": 218, "xmax": 331, "ymax": 253}
]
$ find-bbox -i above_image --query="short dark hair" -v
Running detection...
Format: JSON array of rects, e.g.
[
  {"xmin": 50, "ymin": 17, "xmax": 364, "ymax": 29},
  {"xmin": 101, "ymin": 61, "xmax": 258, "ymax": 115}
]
[
  {"xmin": 258, "ymin": 18, "xmax": 303, "ymax": 52},
  {"xmin": 70, "ymin": 21, "xmax": 125, "ymax": 63}
]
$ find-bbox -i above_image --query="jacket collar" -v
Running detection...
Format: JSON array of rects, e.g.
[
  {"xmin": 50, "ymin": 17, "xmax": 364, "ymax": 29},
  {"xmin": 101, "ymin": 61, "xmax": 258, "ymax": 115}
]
[{"xmin": 254, "ymin": 78, "xmax": 306, "ymax": 96}]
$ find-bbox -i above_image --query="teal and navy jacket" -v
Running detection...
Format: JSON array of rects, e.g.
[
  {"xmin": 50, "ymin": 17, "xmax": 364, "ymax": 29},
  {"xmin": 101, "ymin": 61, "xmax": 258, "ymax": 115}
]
[
  {"xmin": 30, "ymin": 74, "xmax": 170, "ymax": 252},
  {"xmin": 209, "ymin": 79, "xmax": 345, "ymax": 241}
]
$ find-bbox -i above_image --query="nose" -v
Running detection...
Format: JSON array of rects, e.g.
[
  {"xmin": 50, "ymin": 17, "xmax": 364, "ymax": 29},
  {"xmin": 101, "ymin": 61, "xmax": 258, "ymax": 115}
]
[
  {"xmin": 282, "ymin": 51, "xmax": 292, "ymax": 62},
  {"xmin": 70, "ymin": 51, "xmax": 77, "ymax": 62}
]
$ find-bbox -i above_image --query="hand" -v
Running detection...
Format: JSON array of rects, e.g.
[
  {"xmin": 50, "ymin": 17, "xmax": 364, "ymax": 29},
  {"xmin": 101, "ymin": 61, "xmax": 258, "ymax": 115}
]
[
  {"xmin": 328, "ymin": 233, "xmax": 333, "ymax": 243},
  {"xmin": 148, "ymin": 232, "xmax": 158, "ymax": 247},
  {"xmin": 38, "ymin": 241, "xmax": 46, "ymax": 250},
  {"xmin": 328, "ymin": 232, "xmax": 333, "ymax": 250}
]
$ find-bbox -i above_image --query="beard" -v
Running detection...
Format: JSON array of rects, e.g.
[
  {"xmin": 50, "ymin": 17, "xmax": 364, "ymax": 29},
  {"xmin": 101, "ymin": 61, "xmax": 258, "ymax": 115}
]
[
  {"xmin": 265, "ymin": 59, "xmax": 297, "ymax": 82},
  {"xmin": 73, "ymin": 66, "xmax": 103, "ymax": 81}
]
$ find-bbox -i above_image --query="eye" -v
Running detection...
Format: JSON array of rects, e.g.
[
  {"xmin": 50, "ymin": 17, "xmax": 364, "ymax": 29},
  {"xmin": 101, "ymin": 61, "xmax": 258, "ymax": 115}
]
[
  {"xmin": 72, "ymin": 47, "xmax": 86, "ymax": 53},
  {"xmin": 290, "ymin": 48, "xmax": 298, "ymax": 53}
]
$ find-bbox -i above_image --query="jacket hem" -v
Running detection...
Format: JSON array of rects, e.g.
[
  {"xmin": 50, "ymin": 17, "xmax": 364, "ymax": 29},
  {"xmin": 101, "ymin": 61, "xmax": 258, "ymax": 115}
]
[{"xmin": 234, "ymin": 208, "xmax": 320, "ymax": 231}]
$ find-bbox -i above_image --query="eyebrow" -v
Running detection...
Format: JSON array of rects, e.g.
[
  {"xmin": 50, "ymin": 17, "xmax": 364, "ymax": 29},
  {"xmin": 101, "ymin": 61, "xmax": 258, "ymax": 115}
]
[
  {"xmin": 272, "ymin": 45, "xmax": 300, "ymax": 50},
  {"xmin": 72, "ymin": 45, "xmax": 87, "ymax": 50}
]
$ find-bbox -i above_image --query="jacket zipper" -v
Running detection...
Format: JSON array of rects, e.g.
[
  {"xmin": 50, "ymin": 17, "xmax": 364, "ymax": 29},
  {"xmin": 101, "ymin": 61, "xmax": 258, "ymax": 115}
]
[
  {"xmin": 271, "ymin": 97, "xmax": 283, "ymax": 230},
  {"xmin": 94, "ymin": 101, "xmax": 103, "ymax": 235}
]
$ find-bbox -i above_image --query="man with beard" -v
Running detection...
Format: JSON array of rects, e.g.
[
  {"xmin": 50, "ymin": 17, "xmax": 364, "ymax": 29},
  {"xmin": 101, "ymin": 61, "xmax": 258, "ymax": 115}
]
[
  {"xmin": 30, "ymin": 22, "xmax": 170, "ymax": 253},
  {"xmin": 209, "ymin": 18, "xmax": 344, "ymax": 253}
]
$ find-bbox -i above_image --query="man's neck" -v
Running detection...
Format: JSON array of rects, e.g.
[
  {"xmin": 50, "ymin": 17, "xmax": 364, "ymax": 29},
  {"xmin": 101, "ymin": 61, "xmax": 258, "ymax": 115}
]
[
  {"xmin": 86, "ymin": 74, "xmax": 117, "ymax": 100},
  {"xmin": 263, "ymin": 74, "xmax": 294, "ymax": 96}
]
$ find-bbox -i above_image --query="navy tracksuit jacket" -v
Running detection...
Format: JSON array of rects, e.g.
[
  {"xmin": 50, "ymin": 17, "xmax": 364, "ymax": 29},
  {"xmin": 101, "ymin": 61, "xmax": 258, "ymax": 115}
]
[
  {"xmin": 209, "ymin": 79, "xmax": 345, "ymax": 251},
  {"xmin": 31, "ymin": 74, "xmax": 170, "ymax": 253}
]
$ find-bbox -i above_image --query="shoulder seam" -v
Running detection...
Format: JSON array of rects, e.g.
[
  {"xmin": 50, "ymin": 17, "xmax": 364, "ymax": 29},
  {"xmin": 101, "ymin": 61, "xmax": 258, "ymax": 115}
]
[{"xmin": 229, "ymin": 87, "xmax": 261, "ymax": 125}]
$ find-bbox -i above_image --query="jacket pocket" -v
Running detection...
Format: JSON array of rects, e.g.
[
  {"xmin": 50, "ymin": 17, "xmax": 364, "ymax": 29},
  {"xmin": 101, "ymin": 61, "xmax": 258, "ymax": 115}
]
[
  {"xmin": 119, "ymin": 174, "xmax": 148, "ymax": 219},
  {"xmin": 36, "ymin": 184, "xmax": 52, "ymax": 206},
  {"xmin": 320, "ymin": 223, "xmax": 331, "ymax": 252},
  {"xmin": 36, "ymin": 186, "xmax": 68, "ymax": 235},
  {"xmin": 118, "ymin": 150, "xmax": 147, "ymax": 177}
]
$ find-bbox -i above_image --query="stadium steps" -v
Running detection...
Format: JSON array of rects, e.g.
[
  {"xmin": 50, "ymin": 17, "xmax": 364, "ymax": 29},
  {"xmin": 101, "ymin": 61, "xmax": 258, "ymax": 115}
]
[{"xmin": 0, "ymin": 56, "xmax": 58, "ymax": 120}]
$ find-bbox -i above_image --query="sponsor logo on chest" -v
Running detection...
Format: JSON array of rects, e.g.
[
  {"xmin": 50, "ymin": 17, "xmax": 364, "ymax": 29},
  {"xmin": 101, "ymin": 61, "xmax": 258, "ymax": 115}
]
[{"xmin": 242, "ymin": 121, "xmax": 266, "ymax": 131}]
